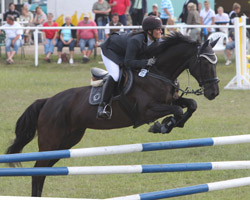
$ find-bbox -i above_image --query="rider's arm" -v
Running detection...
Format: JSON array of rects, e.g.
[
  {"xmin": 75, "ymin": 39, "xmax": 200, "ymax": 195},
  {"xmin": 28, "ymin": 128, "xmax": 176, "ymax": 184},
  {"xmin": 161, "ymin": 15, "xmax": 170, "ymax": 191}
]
[{"xmin": 124, "ymin": 37, "xmax": 148, "ymax": 69}]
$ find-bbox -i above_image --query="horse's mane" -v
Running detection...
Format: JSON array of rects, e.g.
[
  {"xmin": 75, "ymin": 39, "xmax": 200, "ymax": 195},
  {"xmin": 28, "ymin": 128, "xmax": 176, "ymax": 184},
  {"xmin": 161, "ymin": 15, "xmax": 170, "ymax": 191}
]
[{"xmin": 146, "ymin": 32, "xmax": 198, "ymax": 57}]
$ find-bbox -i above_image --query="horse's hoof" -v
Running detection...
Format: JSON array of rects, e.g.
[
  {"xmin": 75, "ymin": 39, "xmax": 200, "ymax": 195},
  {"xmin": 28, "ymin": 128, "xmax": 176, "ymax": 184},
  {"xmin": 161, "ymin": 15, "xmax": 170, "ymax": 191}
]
[{"xmin": 148, "ymin": 121, "xmax": 162, "ymax": 133}]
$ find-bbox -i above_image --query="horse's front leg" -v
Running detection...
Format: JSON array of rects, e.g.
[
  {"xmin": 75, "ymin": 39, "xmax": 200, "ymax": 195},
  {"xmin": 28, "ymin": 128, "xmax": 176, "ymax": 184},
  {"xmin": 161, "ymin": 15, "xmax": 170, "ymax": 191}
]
[
  {"xmin": 145, "ymin": 103, "xmax": 183, "ymax": 134},
  {"xmin": 172, "ymin": 97, "xmax": 197, "ymax": 128}
]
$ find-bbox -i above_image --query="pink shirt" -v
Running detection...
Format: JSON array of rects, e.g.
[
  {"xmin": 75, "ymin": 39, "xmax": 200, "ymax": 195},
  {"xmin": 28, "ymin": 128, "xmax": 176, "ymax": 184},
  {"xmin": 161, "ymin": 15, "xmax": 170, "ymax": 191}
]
[
  {"xmin": 109, "ymin": 0, "xmax": 130, "ymax": 15},
  {"xmin": 77, "ymin": 20, "xmax": 97, "ymax": 40}
]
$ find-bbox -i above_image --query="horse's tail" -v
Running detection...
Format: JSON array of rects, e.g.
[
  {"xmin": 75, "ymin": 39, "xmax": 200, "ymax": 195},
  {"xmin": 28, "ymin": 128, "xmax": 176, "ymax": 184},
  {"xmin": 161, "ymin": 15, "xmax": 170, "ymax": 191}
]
[{"xmin": 6, "ymin": 98, "xmax": 48, "ymax": 157}]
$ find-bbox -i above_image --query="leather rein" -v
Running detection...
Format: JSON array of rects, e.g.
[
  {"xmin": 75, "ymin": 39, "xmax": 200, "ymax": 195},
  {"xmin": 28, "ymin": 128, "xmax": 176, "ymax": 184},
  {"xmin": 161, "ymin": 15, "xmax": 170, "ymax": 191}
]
[{"xmin": 139, "ymin": 52, "xmax": 219, "ymax": 96}]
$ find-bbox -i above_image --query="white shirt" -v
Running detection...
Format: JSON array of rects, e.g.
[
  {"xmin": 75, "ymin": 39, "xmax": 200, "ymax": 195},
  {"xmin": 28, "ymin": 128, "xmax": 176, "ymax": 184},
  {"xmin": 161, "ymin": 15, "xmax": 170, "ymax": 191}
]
[
  {"xmin": 200, "ymin": 8, "xmax": 215, "ymax": 32},
  {"xmin": 105, "ymin": 23, "xmax": 124, "ymax": 35},
  {"xmin": 215, "ymin": 13, "xmax": 229, "ymax": 34},
  {"xmin": 1, "ymin": 22, "xmax": 23, "ymax": 39},
  {"xmin": 200, "ymin": 8, "xmax": 215, "ymax": 25},
  {"xmin": 215, "ymin": 13, "xmax": 229, "ymax": 23}
]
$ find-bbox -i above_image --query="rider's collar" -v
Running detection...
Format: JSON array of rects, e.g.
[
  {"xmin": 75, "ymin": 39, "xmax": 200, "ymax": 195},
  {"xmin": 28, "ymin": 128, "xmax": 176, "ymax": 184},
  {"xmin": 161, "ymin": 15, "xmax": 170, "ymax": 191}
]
[{"xmin": 147, "ymin": 36, "xmax": 154, "ymax": 46}]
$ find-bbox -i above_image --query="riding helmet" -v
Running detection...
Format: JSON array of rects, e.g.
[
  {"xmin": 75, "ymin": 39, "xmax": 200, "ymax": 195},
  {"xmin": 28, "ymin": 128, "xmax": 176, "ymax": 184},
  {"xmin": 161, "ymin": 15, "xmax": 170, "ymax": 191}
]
[{"xmin": 142, "ymin": 16, "xmax": 163, "ymax": 31}]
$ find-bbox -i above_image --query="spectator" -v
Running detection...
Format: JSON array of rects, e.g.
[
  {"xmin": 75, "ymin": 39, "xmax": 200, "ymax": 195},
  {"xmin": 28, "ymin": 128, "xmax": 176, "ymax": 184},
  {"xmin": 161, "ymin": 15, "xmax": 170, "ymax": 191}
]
[
  {"xmin": 42, "ymin": 13, "xmax": 58, "ymax": 63},
  {"xmin": 3, "ymin": 3, "xmax": 20, "ymax": 21},
  {"xmin": 130, "ymin": 0, "xmax": 147, "ymax": 25},
  {"xmin": 105, "ymin": 13, "xmax": 124, "ymax": 38},
  {"xmin": 148, "ymin": 4, "xmax": 161, "ymax": 17},
  {"xmin": 178, "ymin": 0, "xmax": 198, "ymax": 23},
  {"xmin": 198, "ymin": 3, "xmax": 202, "ymax": 13},
  {"xmin": 229, "ymin": 3, "xmax": 241, "ymax": 25},
  {"xmin": 186, "ymin": 2, "xmax": 201, "ymax": 42},
  {"xmin": 20, "ymin": 6, "xmax": 33, "ymax": 44},
  {"xmin": 225, "ymin": 29, "xmax": 235, "ymax": 65},
  {"xmin": 57, "ymin": 16, "xmax": 76, "ymax": 65},
  {"xmin": 33, "ymin": 6, "xmax": 47, "ymax": 26},
  {"xmin": 160, "ymin": 0, "xmax": 174, "ymax": 26},
  {"xmin": 109, "ymin": 0, "xmax": 130, "ymax": 25},
  {"xmin": 215, "ymin": 6, "xmax": 229, "ymax": 34},
  {"xmin": 165, "ymin": 17, "xmax": 177, "ymax": 35},
  {"xmin": 0, "ymin": 15, "xmax": 22, "ymax": 64},
  {"xmin": 92, "ymin": 0, "xmax": 111, "ymax": 42},
  {"xmin": 77, "ymin": 14, "xmax": 98, "ymax": 64},
  {"xmin": 200, "ymin": 1, "xmax": 215, "ymax": 41}
]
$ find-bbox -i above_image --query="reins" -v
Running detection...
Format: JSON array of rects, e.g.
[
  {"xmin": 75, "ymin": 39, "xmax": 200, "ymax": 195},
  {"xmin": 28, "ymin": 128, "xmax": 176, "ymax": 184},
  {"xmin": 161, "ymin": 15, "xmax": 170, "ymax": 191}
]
[{"xmin": 138, "ymin": 52, "xmax": 219, "ymax": 97}]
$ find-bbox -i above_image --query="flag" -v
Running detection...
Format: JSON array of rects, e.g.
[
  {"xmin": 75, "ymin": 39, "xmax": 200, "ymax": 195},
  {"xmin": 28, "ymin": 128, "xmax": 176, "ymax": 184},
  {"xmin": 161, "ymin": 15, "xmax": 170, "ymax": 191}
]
[
  {"xmin": 71, "ymin": 11, "xmax": 78, "ymax": 26},
  {"xmin": 88, "ymin": 12, "xmax": 93, "ymax": 20},
  {"xmin": 79, "ymin": 13, "xmax": 84, "ymax": 21},
  {"xmin": 56, "ymin": 14, "xmax": 64, "ymax": 26}
]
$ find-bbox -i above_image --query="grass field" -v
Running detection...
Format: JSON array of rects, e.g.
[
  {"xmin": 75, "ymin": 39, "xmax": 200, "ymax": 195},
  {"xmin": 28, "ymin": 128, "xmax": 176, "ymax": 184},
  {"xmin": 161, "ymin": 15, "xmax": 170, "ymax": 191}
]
[{"xmin": 1, "ymin": 54, "xmax": 250, "ymax": 199}]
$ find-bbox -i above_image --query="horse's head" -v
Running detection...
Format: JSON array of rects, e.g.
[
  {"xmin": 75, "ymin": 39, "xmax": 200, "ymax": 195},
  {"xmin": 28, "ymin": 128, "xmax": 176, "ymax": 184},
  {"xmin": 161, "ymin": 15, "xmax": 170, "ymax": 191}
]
[{"xmin": 189, "ymin": 39, "xmax": 220, "ymax": 100}]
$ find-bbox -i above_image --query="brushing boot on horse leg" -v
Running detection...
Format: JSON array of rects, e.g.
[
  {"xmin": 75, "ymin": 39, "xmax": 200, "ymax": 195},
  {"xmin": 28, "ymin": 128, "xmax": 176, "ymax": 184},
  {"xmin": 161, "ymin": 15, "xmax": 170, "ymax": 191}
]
[
  {"xmin": 149, "ymin": 97, "xmax": 197, "ymax": 134},
  {"xmin": 97, "ymin": 76, "xmax": 116, "ymax": 119},
  {"xmin": 147, "ymin": 104, "xmax": 183, "ymax": 134}
]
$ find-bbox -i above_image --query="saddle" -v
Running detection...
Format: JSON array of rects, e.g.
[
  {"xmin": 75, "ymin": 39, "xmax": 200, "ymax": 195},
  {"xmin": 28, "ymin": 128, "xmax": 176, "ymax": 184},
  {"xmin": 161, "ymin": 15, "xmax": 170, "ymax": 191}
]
[{"xmin": 89, "ymin": 67, "xmax": 133, "ymax": 105}]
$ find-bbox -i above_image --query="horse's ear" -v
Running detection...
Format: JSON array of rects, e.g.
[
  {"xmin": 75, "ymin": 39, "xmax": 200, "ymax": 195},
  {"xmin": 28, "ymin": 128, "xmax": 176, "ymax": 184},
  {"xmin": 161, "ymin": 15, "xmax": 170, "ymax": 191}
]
[
  {"xmin": 199, "ymin": 40, "xmax": 210, "ymax": 53},
  {"xmin": 202, "ymin": 40, "xmax": 210, "ymax": 49},
  {"xmin": 210, "ymin": 37, "xmax": 220, "ymax": 48}
]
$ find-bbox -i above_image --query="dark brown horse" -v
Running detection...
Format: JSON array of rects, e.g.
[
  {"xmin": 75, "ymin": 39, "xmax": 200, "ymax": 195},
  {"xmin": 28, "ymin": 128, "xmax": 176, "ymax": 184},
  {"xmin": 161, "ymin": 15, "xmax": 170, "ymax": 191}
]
[{"xmin": 6, "ymin": 33, "xmax": 219, "ymax": 197}]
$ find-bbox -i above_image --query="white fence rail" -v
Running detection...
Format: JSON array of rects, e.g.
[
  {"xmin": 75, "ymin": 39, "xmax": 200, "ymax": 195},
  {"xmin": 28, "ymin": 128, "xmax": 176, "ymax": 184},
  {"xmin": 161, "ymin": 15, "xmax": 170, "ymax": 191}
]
[{"xmin": 0, "ymin": 22, "xmax": 247, "ymax": 67}]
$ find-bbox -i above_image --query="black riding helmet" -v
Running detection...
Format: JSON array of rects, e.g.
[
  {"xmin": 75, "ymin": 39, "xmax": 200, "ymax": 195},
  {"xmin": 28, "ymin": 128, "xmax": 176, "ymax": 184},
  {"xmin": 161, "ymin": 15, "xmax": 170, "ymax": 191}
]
[{"xmin": 142, "ymin": 16, "xmax": 162, "ymax": 41}]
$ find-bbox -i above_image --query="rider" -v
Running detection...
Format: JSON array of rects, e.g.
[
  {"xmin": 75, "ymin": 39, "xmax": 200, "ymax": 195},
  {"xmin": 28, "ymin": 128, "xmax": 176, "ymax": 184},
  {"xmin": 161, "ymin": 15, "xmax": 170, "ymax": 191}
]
[{"xmin": 97, "ymin": 16, "xmax": 163, "ymax": 119}]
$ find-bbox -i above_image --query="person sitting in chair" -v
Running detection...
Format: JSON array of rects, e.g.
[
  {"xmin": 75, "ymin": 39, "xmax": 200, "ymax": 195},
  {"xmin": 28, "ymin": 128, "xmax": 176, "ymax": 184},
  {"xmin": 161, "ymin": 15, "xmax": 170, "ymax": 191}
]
[
  {"xmin": 0, "ymin": 15, "xmax": 23, "ymax": 64},
  {"xmin": 98, "ymin": 16, "xmax": 162, "ymax": 119}
]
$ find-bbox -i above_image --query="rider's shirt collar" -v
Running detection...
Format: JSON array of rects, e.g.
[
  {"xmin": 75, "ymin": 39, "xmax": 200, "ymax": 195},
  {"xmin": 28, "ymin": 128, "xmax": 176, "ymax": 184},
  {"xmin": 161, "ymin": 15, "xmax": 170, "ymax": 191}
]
[{"xmin": 147, "ymin": 36, "xmax": 154, "ymax": 46}]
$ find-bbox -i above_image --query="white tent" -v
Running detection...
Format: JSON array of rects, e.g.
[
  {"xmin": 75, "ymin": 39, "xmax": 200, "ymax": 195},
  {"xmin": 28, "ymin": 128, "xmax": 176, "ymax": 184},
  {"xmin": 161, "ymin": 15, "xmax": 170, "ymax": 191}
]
[{"xmin": 47, "ymin": 0, "xmax": 96, "ymax": 20}]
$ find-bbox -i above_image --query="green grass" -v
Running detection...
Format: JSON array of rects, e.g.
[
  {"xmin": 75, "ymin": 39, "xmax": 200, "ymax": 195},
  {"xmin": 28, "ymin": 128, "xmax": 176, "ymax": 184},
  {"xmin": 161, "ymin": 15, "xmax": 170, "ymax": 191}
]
[{"xmin": 1, "ymin": 54, "xmax": 250, "ymax": 199}]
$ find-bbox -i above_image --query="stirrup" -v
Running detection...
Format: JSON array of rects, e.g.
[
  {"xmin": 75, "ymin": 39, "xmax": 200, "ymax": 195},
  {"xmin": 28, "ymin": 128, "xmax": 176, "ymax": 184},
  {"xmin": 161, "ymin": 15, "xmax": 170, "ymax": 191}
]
[
  {"xmin": 103, "ymin": 104, "xmax": 112, "ymax": 119},
  {"xmin": 97, "ymin": 104, "xmax": 113, "ymax": 119}
]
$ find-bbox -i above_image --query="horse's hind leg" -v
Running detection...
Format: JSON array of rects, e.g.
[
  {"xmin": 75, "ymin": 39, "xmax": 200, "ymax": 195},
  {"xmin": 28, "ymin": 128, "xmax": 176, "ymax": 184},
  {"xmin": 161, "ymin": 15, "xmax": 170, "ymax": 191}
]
[
  {"xmin": 31, "ymin": 128, "xmax": 87, "ymax": 197},
  {"xmin": 32, "ymin": 159, "xmax": 59, "ymax": 197}
]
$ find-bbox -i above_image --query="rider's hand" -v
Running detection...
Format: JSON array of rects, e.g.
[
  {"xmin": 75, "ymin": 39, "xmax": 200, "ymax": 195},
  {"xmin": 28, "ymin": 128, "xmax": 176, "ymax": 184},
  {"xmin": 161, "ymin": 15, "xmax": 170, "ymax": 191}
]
[{"xmin": 147, "ymin": 57, "xmax": 156, "ymax": 67}]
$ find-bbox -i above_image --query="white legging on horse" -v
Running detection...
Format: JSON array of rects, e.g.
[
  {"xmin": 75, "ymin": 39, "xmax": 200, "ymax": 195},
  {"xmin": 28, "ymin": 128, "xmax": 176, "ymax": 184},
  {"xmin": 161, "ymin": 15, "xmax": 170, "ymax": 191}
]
[{"xmin": 101, "ymin": 50, "xmax": 120, "ymax": 82}]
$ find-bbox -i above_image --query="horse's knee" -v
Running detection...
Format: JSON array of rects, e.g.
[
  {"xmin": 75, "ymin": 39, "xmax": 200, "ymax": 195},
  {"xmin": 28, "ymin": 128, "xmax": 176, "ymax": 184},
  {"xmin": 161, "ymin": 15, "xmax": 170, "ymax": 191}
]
[
  {"xmin": 188, "ymin": 100, "xmax": 197, "ymax": 112},
  {"xmin": 173, "ymin": 106, "xmax": 183, "ymax": 117}
]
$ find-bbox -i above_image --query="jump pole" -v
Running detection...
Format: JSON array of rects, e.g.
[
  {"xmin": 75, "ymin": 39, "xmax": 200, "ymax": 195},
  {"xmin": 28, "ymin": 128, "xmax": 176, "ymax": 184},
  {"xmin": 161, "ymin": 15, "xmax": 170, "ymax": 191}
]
[
  {"xmin": 1, "ymin": 161, "xmax": 250, "ymax": 176},
  {"xmin": 1, "ymin": 134, "xmax": 250, "ymax": 163},
  {"xmin": 0, "ymin": 197, "xmax": 98, "ymax": 200},
  {"xmin": 106, "ymin": 176, "xmax": 250, "ymax": 200},
  {"xmin": 224, "ymin": 16, "xmax": 250, "ymax": 89}
]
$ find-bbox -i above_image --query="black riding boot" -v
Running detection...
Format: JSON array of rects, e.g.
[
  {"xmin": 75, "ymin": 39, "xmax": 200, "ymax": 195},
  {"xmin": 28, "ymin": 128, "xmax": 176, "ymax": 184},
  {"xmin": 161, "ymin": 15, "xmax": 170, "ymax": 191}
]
[{"xmin": 97, "ymin": 76, "xmax": 116, "ymax": 119}]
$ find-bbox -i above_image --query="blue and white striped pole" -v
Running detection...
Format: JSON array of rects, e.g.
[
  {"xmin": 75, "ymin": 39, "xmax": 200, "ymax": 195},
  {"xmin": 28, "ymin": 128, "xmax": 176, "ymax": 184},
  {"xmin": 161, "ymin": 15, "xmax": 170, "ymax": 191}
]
[
  {"xmin": 106, "ymin": 176, "xmax": 250, "ymax": 200},
  {"xmin": 0, "ymin": 197, "xmax": 98, "ymax": 200},
  {"xmin": 1, "ymin": 161, "xmax": 250, "ymax": 176},
  {"xmin": 1, "ymin": 135, "xmax": 250, "ymax": 163}
]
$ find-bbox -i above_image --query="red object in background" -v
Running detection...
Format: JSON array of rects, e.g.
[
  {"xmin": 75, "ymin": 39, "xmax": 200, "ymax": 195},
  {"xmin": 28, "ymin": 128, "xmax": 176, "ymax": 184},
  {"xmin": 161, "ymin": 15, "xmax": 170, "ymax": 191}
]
[
  {"xmin": 109, "ymin": 0, "xmax": 131, "ymax": 15},
  {"xmin": 43, "ymin": 22, "xmax": 58, "ymax": 39}
]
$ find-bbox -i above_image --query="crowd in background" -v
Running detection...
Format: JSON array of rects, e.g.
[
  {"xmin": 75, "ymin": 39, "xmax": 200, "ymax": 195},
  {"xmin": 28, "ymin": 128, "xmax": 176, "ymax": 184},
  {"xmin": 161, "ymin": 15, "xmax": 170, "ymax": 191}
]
[{"xmin": 0, "ymin": 0, "xmax": 248, "ymax": 65}]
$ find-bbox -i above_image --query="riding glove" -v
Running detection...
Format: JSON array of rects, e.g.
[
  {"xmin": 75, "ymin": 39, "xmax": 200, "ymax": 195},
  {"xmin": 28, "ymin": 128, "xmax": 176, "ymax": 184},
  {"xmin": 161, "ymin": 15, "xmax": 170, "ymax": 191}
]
[{"xmin": 147, "ymin": 57, "xmax": 156, "ymax": 67}]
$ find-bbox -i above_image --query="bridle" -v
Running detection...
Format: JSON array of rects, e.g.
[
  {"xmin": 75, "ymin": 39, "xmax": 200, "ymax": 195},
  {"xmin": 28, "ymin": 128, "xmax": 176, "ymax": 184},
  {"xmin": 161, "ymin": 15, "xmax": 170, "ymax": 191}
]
[
  {"xmin": 138, "ymin": 49, "xmax": 219, "ymax": 96},
  {"xmin": 196, "ymin": 52, "xmax": 220, "ymax": 87}
]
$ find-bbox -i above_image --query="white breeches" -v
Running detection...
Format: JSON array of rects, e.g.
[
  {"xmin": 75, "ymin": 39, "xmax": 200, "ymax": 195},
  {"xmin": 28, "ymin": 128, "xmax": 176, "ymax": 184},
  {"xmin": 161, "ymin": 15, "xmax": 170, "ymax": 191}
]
[{"xmin": 101, "ymin": 50, "xmax": 120, "ymax": 82}]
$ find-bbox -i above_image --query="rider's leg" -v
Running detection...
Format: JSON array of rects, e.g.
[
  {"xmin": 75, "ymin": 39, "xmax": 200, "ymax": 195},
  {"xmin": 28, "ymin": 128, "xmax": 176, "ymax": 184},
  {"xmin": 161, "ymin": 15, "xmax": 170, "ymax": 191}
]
[{"xmin": 97, "ymin": 51, "xmax": 119, "ymax": 119}]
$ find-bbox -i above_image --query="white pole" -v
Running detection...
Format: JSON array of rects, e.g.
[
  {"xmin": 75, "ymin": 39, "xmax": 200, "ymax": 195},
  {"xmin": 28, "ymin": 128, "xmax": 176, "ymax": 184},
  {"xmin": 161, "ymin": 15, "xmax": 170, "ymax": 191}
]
[
  {"xmin": 234, "ymin": 17, "xmax": 241, "ymax": 87},
  {"xmin": 241, "ymin": 16, "xmax": 247, "ymax": 81},
  {"xmin": 1, "ymin": 0, "xmax": 5, "ymax": 22},
  {"xmin": 34, "ymin": 28, "xmax": 39, "ymax": 67}
]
